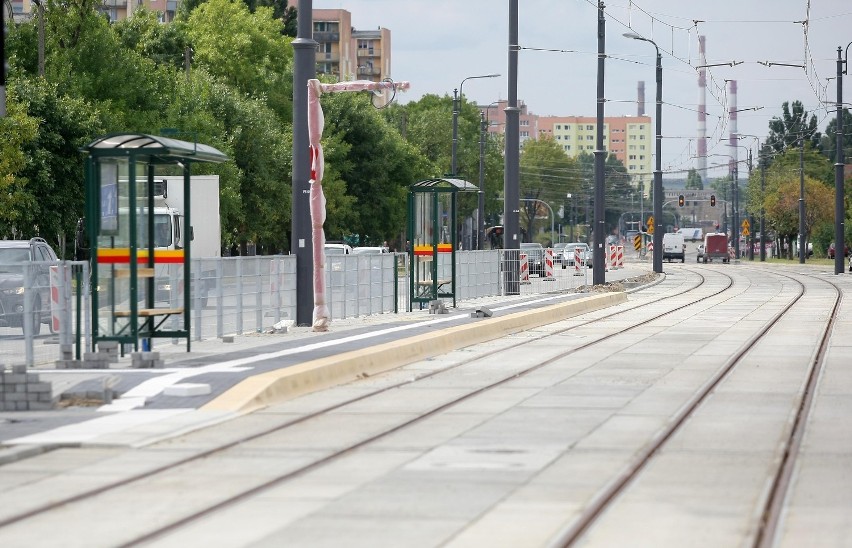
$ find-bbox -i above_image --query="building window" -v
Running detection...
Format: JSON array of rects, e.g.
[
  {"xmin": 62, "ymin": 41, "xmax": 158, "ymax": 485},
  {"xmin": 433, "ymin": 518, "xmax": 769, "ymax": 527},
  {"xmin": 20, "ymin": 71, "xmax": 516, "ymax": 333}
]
[
  {"xmin": 639, "ymin": 125, "xmax": 645, "ymax": 129},
  {"xmin": 640, "ymin": 135, "xmax": 646, "ymax": 140},
  {"xmin": 630, "ymin": 135, "xmax": 636, "ymax": 140},
  {"xmin": 566, "ymin": 145, "xmax": 571, "ymax": 150},
  {"xmin": 629, "ymin": 145, "xmax": 636, "ymax": 150},
  {"xmin": 629, "ymin": 155, "xmax": 636, "ymax": 160},
  {"xmin": 586, "ymin": 135, "xmax": 594, "ymax": 141},
  {"xmin": 556, "ymin": 125, "xmax": 561, "ymax": 130},
  {"xmin": 566, "ymin": 125, "xmax": 571, "ymax": 130},
  {"xmin": 586, "ymin": 125, "xmax": 594, "ymax": 130},
  {"xmin": 640, "ymin": 155, "xmax": 645, "ymax": 160},
  {"xmin": 640, "ymin": 145, "xmax": 645, "ymax": 150},
  {"xmin": 630, "ymin": 165, "xmax": 636, "ymax": 170}
]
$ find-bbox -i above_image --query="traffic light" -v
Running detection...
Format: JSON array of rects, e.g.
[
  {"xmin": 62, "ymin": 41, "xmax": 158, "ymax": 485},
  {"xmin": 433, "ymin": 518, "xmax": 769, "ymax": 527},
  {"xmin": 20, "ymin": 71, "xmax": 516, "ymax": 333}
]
[
  {"xmin": 678, "ymin": 194, "xmax": 685, "ymax": 207},
  {"xmin": 710, "ymin": 194, "xmax": 716, "ymax": 207}
]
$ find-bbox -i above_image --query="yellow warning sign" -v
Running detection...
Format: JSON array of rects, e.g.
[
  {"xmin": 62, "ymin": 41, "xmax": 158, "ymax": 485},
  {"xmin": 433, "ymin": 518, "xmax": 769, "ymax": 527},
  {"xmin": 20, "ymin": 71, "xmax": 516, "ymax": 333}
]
[
  {"xmin": 646, "ymin": 216, "xmax": 655, "ymax": 235},
  {"xmin": 742, "ymin": 219, "xmax": 750, "ymax": 230}
]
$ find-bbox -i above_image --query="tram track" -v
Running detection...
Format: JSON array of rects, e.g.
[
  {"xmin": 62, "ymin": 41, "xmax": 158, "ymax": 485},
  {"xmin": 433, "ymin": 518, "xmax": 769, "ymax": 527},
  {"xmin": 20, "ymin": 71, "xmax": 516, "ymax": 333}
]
[
  {"xmin": 546, "ymin": 267, "xmax": 843, "ymax": 547},
  {"xmin": 5, "ymin": 265, "xmax": 836, "ymax": 547},
  {"xmin": 0, "ymin": 268, "xmax": 733, "ymax": 539}
]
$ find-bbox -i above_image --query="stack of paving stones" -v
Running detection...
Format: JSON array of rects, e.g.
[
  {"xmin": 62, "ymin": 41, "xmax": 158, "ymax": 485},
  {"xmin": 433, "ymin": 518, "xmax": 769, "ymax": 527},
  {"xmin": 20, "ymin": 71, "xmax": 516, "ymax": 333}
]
[
  {"xmin": 55, "ymin": 343, "xmax": 82, "ymax": 369},
  {"xmin": 131, "ymin": 352, "xmax": 164, "ymax": 369},
  {"xmin": 77, "ymin": 340, "xmax": 120, "ymax": 369},
  {"xmin": 0, "ymin": 364, "xmax": 53, "ymax": 411}
]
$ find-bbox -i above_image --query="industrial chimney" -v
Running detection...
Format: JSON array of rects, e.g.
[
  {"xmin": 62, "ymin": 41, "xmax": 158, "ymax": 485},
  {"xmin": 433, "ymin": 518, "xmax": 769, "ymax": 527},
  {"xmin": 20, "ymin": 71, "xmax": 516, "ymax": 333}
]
[{"xmin": 637, "ymin": 81, "xmax": 645, "ymax": 116}]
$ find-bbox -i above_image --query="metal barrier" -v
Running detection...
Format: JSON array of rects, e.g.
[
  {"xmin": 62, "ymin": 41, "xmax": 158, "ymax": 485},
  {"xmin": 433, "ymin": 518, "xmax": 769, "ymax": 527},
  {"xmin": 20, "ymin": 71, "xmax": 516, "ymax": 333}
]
[{"xmin": 3, "ymin": 249, "xmax": 605, "ymax": 366}]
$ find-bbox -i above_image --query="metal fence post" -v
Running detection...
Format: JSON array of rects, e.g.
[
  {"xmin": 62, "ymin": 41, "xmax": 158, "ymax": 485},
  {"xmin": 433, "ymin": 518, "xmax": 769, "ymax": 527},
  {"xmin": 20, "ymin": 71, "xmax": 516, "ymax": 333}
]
[
  {"xmin": 255, "ymin": 257, "xmax": 262, "ymax": 332},
  {"xmin": 216, "ymin": 259, "xmax": 224, "ymax": 339},
  {"xmin": 236, "ymin": 257, "xmax": 243, "ymax": 334}
]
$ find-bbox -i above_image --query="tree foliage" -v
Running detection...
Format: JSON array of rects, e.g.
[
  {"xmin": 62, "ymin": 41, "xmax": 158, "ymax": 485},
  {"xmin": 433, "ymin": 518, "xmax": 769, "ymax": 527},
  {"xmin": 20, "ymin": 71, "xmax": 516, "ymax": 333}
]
[
  {"xmin": 766, "ymin": 100, "xmax": 821, "ymax": 156},
  {"xmin": 819, "ymin": 108, "xmax": 852, "ymax": 164},
  {"xmin": 685, "ymin": 168, "xmax": 703, "ymax": 190}
]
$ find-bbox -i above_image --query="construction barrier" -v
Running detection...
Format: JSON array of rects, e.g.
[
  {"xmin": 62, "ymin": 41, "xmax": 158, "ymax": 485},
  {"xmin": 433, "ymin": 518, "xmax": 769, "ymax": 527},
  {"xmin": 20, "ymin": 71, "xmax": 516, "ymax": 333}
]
[
  {"xmin": 616, "ymin": 245, "xmax": 624, "ymax": 268},
  {"xmin": 609, "ymin": 245, "xmax": 617, "ymax": 270},
  {"xmin": 574, "ymin": 248, "xmax": 582, "ymax": 276},
  {"xmin": 520, "ymin": 252, "xmax": 530, "ymax": 284},
  {"xmin": 544, "ymin": 248, "xmax": 555, "ymax": 280}
]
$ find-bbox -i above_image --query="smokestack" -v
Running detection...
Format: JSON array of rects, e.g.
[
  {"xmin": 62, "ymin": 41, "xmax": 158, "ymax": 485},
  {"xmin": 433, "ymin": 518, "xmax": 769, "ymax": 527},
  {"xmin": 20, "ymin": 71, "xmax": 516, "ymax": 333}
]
[
  {"xmin": 637, "ymin": 81, "xmax": 645, "ymax": 116},
  {"xmin": 729, "ymin": 79, "xmax": 738, "ymax": 172},
  {"xmin": 697, "ymin": 35, "xmax": 707, "ymax": 176}
]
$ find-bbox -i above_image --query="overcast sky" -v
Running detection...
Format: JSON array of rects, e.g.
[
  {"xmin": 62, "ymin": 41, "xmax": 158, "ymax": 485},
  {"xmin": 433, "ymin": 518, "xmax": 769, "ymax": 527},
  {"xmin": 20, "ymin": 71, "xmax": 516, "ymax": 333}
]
[{"xmin": 312, "ymin": 0, "xmax": 851, "ymax": 180}]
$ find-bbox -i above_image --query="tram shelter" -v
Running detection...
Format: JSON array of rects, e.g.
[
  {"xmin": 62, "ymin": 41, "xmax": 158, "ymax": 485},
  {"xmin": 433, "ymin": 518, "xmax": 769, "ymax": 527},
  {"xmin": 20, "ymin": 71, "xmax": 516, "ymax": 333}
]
[
  {"xmin": 81, "ymin": 134, "xmax": 228, "ymax": 352},
  {"xmin": 407, "ymin": 177, "xmax": 478, "ymax": 310}
]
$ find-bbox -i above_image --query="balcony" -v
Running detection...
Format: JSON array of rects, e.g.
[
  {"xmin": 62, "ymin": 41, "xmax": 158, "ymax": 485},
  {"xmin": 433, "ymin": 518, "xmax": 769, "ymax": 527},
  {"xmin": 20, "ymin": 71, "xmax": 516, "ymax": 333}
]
[
  {"xmin": 315, "ymin": 52, "xmax": 340, "ymax": 63},
  {"xmin": 358, "ymin": 66, "xmax": 380, "ymax": 77},
  {"xmin": 314, "ymin": 32, "xmax": 340, "ymax": 43},
  {"xmin": 357, "ymin": 49, "xmax": 377, "ymax": 58}
]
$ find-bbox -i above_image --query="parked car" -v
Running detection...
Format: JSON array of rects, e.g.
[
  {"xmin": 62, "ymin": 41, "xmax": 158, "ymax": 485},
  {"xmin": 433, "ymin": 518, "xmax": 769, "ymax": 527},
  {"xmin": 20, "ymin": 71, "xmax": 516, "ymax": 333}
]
[
  {"xmin": 561, "ymin": 242, "xmax": 591, "ymax": 268},
  {"xmin": 324, "ymin": 243, "xmax": 352, "ymax": 255},
  {"xmin": 551, "ymin": 242, "xmax": 568, "ymax": 265},
  {"xmin": 0, "ymin": 238, "xmax": 58, "ymax": 334},
  {"xmin": 827, "ymin": 242, "xmax": 850, "ymax": 259},
  {"xmin": 519, "ymin": 242, "xmax": 545, "ymax": 276},
  {"xmin": 352, "ymin": 246, "xmax": 390, "ymax": 255}
]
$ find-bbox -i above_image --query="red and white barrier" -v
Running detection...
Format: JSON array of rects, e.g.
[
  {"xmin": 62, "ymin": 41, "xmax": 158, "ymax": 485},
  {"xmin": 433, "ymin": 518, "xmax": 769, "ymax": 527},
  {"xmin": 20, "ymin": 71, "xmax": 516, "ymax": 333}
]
[
  {"xmin": 609, "ymin": 245, "xmax": 617, "ymax": 270},
  {"xmin": 574, "ymin": 248, "xmax": 582, "ymax": 276},
  {"xmin": 520, "ymin": 252, "xmax": 530, "ymax": 284},
  {"xmin": 544, "ymin": 248, "xmax": 555, "ymax": 280},
  {"xmin": 616, "ymin": 245, "xmax": 624, "ymax": 268},
  {"xmin": 49, "ymin": 266, "xmax": 61, "ymax": 333}
]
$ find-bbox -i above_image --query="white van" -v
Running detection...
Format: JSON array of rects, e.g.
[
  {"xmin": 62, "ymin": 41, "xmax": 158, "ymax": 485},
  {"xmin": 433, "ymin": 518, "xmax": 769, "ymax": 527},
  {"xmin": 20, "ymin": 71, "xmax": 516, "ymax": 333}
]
[{"xmin": 662, "ymin": 232, "xmax": 685, "ymax": 262}]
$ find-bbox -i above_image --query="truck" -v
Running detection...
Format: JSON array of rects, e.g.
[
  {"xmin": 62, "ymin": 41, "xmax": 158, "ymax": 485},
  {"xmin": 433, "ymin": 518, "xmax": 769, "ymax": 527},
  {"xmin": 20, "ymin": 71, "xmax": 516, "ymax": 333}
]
[
  {"xmin": 702, "ymin": 232, "xmax": 729, "ymax": 263},
  {"xmin": 150, "ymin": 175, "xmax": 220, "ymax": 306},
  {"xmin": 76, "ymin": 175, "xmax": 221, "ymax": 306}
]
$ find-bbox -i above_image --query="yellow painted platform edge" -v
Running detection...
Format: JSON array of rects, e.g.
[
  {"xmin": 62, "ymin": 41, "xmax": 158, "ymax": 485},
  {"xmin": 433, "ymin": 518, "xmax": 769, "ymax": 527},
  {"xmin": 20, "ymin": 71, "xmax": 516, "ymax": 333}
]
[{"xmin": 202, "ymin": 291, "xmax": 627, "ymax": 413}]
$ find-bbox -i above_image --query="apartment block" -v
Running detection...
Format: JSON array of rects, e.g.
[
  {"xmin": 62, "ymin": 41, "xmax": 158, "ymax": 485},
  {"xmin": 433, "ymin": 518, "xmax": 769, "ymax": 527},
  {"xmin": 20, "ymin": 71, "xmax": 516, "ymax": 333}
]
[
  {"xmin": 480, "ymin": 100, "xmax": 538, "ymax": 148},
  {"xmin": 287, "ymin": 3, "xmax": 392, "ymax": 87},
  {"xmin": 538, "ymin": 115, "xmax": 653, "ymax": 196}
]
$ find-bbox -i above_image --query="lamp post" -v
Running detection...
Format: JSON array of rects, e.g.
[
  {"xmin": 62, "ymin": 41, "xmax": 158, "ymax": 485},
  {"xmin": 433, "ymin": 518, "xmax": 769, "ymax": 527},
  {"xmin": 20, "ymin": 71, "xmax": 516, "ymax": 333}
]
[
  {"xmin": 452, "ymin": 73, "xmax": 499, "ymax": 176},
  {"xmin": 835, "ymin": 42, "xmax": 851, "ymax": 274},
  {"xmin": 799, "ymin": 131, "xmax": 806, "ymax": 264},
  {"xmin": 478, "ymin": 111, "xmax": 486, "ymax": 249},
  {"xmin": 624, "ymin": 31, "xmax": 663, "ymax": 274},
  {"xmin": 566, "ymin": 193, "xmax": 575, "ymax": 241},
  {"xmin": 737, "ymin": 134, "xmax": 767, "ymax": 261}
]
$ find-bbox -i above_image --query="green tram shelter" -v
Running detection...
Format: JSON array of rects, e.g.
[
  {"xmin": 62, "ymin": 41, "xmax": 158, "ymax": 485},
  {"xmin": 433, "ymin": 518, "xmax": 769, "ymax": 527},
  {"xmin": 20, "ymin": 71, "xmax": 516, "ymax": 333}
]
[
  {"xmin": 407, "ymin": 177, "xmax": 478, "ymax": 310},
  {"xmin": 81, "ymin": 134, "xmax": 228, "ymax": 352}
]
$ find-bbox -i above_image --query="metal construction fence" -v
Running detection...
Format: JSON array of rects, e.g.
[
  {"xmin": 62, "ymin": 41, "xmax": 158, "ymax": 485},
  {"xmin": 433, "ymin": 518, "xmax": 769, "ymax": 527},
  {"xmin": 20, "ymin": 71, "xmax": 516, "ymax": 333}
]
[{"xmin": 3, "ymin": 248, "xmax": 599, "ymax": 366}]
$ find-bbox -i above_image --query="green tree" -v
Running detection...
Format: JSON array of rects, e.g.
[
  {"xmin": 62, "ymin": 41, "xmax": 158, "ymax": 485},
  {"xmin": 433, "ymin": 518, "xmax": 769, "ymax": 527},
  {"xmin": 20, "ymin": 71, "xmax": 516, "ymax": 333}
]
[
  {"xmin": 519, "ymin": 138, "xmax": 577, "ymax": 244},
  {"xmin": 186, "ymin": 0, "xmax": 293, "ymax": 118},
  {"xmin": 766, "ymin": 100, "xmax": 821, "ymax": 156},
  {"xmin": 322, "ymin": 92, "xmax": 432, "ymax": 246},
  {"xmin": 685, "ymin": 168, "xmax": 703, "ymax": 190},
  {"xmin": 819, "ymin": 108, "xmax": 852, "ymax": 164}
]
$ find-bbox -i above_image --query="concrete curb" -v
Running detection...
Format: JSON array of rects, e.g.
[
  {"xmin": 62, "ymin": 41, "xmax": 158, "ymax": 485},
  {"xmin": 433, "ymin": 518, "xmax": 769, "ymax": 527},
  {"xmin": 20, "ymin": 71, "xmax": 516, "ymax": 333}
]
[{"xmin": 202, "ymin": 291, "xmax": 628, "ymax": 413}]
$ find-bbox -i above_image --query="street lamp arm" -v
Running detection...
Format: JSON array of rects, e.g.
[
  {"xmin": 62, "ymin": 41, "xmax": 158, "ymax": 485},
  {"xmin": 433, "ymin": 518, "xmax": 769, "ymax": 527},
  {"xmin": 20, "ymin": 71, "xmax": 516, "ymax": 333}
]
[{"xmin": 844, "ymin": 41, "xmax": 852, "ymax": 75}]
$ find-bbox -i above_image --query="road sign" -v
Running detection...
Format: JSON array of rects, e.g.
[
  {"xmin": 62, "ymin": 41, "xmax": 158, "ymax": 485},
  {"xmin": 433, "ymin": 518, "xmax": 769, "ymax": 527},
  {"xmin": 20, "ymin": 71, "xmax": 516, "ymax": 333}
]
[
  {"xmin": 742, "ymin": 219, "xmax": 750, "ymax": 230},
  {"xmin": 646, "ymin": 216, "xmax": 655, "ymax": 235},
  {"xmin": 742, "ymin": 226, "xmax": 750, "ymax": 237},
  {"xmin": 633, "ymin": 234, "xmax": 642, "ymax": 250}
]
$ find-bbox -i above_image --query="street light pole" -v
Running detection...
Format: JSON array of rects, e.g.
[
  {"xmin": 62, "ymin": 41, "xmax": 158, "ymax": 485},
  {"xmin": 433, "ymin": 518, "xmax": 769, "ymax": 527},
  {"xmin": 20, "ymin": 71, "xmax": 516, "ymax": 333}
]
[
  {"xmin": 592, "ymin": 2, "xmax": 606, "ymax": 285},
  {"xmin": 799, "ymin": 132, "xmax": 806, "ymax": 264},
  {"xmin": 835, "ymin": 43, "xmax": 850, "ymax": 274},
  {"xmin": 624, "ymin": 31, "xmax": 663, "ymax": 274},
  {"xmin": 291, "ymin": 0, "xmax": 317, "ymax": 325},
  {"xmin": 478, "ymin": 110, "xmax": 486, "ymax": 249},
  {"xmin": 451, "ymin": 73, "xmax": 499, "ymax": 176}
]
